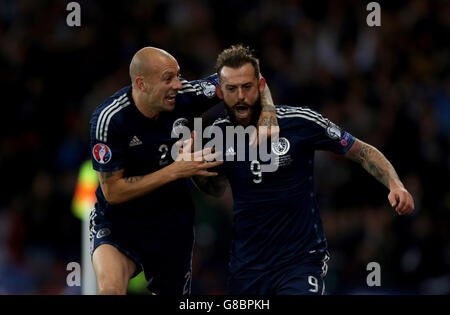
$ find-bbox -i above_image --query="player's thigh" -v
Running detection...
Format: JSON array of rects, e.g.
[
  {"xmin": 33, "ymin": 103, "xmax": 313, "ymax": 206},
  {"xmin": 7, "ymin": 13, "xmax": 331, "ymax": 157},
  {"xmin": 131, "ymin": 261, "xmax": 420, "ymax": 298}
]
[
  {"xmin": 228, "ymin": 273, "xmax": 272, "ymax": 295},
  {"xmin": 92, "ymin": 244, "xmax": 136, "ymax": 288}
]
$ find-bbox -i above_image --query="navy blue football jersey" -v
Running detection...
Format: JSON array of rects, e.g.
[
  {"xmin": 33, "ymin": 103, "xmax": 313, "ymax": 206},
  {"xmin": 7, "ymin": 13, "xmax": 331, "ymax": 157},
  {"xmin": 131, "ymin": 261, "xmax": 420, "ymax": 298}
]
[
  {"xmin": 210, "ymin": 105, "xmax": 355, "ymax": 276},
  {"xmin": 89, "ymin": 74, "xmax": 219, "ymax": 229}
]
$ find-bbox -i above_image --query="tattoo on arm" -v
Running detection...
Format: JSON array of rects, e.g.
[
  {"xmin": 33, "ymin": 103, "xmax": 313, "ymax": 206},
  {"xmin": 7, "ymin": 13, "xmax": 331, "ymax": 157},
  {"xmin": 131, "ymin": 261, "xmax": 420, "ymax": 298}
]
[
  {"xmin": 261, "ymin": 105, "xmax": 276, "ymax": 113},
  {"xmin": 124, "ymin": 176, "xmax": 144, "ymax": 184},
  {"xmin": 259, "ymin": 115, "xmax": 278, "ymax": 127},
  {"xmin": 356, "ymin": 143, "xmax": 401, "ymax": 189},
  {"xmin": 260, "ymin": 82, "xmax": 276, "ymax": 112}
]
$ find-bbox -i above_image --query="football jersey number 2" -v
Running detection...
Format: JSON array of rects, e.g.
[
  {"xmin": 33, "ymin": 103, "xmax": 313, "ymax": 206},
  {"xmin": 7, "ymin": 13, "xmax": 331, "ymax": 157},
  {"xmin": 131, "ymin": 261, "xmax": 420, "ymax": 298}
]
[
  {"xmin": 251, "ymin": 160, "xmax": 262, "ymax": 184},
  {"xmin": 159, "ymin": 144, "xmax": 169, "ymax": 166}
]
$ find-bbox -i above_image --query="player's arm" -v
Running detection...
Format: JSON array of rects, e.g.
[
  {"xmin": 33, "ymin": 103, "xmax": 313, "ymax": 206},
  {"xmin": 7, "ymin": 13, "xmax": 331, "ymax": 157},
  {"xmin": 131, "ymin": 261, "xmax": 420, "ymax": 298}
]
[
  {"xmin": 258, "ymin": 80, "xmax": 279, "ymax": 138},
  {"xmin": 344, "ymin": 138, "xmax": 415, "ymax": 215},
  {"xmin": 191, "ymin": 174, "xmax": 228, "ymax": 198},
  {"xmin": 97, "ymin": 168, "xmax": 173, "ymax": 205},
  {"xmin": 98, "ymin": 142, "xmax": 223, "ymax": 205}
]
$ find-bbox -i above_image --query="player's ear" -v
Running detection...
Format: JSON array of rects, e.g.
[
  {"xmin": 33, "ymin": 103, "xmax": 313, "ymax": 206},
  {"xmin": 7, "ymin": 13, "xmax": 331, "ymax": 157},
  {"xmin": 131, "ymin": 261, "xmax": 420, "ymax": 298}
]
[
  {"xmin": 136, "ymin": 76, "xmax": 146, "ymax": 91},
  {"xmin": 216, "ymin": 85, "xmax": 224, "ymax": 99},
  {"xmin": 258, "ymin": 77, "xmax": 266, "ymax": 94}
]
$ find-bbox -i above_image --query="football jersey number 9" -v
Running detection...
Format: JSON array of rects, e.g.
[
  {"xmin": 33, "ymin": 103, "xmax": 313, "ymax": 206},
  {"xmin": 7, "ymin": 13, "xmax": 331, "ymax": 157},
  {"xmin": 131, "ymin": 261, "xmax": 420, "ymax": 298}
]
[{"xmin": 251, "ymin": 160, "xmax": 262, "ymax": 184}]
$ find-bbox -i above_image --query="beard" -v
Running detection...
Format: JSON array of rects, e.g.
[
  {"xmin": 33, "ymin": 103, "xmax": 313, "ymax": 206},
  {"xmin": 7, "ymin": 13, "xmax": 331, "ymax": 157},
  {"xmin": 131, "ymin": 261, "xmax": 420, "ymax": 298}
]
[{"xmin": 224, "ymin": 93, "xmax": 262, "ymax": 127}]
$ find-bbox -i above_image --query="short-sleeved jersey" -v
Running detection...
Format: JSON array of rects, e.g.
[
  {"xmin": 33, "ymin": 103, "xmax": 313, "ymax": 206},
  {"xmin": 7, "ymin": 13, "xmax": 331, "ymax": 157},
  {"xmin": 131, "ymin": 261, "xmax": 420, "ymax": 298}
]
[
  {"xmin": 210, "ymin": 105, "xmax": 355, "ymax": 276},
  {"xmin": 89, "ymin": 74, "xmax": 219, "ymax": 232}
]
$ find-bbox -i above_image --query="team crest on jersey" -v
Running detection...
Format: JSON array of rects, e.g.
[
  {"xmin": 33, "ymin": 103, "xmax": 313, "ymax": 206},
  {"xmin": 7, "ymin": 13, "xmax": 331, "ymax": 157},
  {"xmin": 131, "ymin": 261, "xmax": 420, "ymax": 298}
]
[
  {"xmin": 272, "ymin": 137, "xmax": 290, "ymax": 155},
  {"xmin": 200, "ymin": 81, "xmax": 216, "ymax": 98},
  {"xmin": 172, "ymin": 117, "xmax": 188, "ymax": 135},
  {"xmin": 92, "ymin": 143, "xmax": 112, "ymax": 164},
  {"xmin": 326, "ymin": 122, "xmax": 342, "ymax": 139}
]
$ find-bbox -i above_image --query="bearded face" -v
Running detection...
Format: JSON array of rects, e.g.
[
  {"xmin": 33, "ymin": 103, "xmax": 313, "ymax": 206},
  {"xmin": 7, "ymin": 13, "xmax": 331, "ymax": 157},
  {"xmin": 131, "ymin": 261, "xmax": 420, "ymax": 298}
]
[{"xmin": 217, "ymin": 63, "xmax": 264, "ymax": 127}]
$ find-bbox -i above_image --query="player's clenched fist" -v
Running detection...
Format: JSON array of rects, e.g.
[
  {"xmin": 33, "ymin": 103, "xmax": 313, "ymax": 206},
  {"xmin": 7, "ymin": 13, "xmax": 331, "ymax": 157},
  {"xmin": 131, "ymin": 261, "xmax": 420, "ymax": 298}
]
[{"xmin": 388, "ymin": 186, "xmax": 415, "ymax": 215}]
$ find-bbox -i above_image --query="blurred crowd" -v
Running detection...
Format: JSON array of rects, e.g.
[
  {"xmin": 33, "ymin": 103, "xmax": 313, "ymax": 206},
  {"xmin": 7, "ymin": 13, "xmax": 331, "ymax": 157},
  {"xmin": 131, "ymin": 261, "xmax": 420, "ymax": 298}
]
[{"xmin": 0, "ymin": 0, "xmax": 449, "ymax": 294}]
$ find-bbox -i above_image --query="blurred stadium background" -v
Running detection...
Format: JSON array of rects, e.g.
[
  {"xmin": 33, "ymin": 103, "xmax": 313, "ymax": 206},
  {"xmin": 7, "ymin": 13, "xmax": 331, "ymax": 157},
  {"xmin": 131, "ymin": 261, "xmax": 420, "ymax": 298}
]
[{"xmin": 0, "ymin": 0, "xmax": 449, "ymax": 294}]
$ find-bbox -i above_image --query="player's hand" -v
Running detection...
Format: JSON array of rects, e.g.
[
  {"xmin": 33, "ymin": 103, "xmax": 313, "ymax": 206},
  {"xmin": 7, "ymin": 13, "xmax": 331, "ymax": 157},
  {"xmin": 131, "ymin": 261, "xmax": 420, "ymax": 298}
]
[
  {"xmin": 388, "ymin": 186, "xmax": 415, "ymax": 215},
  {"xmin": 171, "ymin": 134, "xmax": 223, "ymax": 178}
]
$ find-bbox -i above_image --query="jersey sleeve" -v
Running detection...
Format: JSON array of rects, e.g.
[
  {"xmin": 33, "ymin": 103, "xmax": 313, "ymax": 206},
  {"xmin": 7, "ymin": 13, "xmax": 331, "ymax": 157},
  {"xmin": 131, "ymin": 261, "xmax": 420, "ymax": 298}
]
[
  {"xmin": 90, "ymin": 114, "xmax": 126, "ymax": 172},
  {"xmin": 278, "ymin": 106, "xmax": 355, "ymax": 154},
  {"xmin": 176, "ymin": 73, "xmax": 221, "ymax": 116},
  {"xmin": 305, "ymin": 109, "xmax": 355, "ymax": 154}
]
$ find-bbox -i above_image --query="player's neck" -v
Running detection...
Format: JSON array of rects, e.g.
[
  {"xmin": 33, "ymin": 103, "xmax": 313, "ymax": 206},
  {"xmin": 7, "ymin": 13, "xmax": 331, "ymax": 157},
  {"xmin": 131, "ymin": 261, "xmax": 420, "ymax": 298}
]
[{"xmin": 132, "ymin": 88, "xmax": 161, "ymax": 120}]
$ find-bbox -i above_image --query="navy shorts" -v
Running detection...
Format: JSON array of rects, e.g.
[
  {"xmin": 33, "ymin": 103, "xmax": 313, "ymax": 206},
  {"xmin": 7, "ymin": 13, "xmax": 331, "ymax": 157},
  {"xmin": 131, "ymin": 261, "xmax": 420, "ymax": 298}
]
[
  {"xmin": 89, "ymin": 208, "xmax": 195, "ymax": 295},
  {"xmin": 228, "ymin": 251, "xmax": 330, "ymax": 295}
]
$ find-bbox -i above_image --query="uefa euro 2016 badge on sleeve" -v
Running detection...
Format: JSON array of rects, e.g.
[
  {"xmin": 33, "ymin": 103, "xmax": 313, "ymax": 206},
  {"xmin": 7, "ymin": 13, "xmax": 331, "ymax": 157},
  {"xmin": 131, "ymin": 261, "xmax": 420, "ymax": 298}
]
[{"xmin": 93, "ymin": 143, "xmax": 112, "ymax": 164}]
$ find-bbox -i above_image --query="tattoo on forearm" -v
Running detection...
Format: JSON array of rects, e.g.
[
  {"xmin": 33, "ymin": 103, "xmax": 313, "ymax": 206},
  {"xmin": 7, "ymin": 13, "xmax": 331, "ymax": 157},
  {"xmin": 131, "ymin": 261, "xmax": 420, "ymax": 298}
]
[
  {"xmin": 124, "ymin": 176, "xmax": 144, "ymax": 183},
  {"xmin": 360, "ymin": 146, "xmax": 388, "ymax": 187},
  {"xmin": 261, "ymin": 105, "xmax": 276, "ymax": 113},
  {"xmin": 358, "ymin": 144, "xmax": 400, "ymax": 189},
  {"xmin": 259, "ymin": 115, "xmax": 279, "ymax": 127}
]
